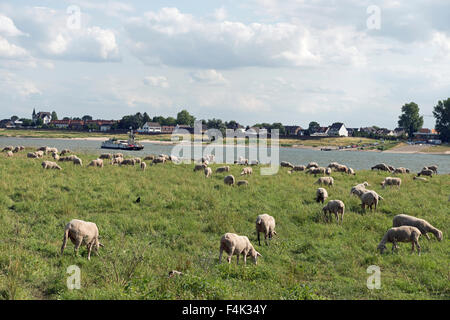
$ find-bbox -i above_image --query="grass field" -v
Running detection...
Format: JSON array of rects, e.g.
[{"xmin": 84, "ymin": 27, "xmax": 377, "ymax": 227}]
[{"xmin": 0, "ymin": 149, "xmax": 449, "ymax": 300}]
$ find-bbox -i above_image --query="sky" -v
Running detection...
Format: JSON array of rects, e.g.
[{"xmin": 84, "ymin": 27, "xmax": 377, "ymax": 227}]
[{"xmin": 1, "ymin": 0, "xmax": 449, "ymax": 129}]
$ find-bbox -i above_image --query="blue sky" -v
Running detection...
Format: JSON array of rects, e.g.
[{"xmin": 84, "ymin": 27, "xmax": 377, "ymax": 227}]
[{"xmin": 1, "ymin": 0, "xmax": 449, "ymax": 129}]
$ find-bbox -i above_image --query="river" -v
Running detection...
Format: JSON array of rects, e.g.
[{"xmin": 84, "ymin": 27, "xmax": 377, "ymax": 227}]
[{"xmin": 1, "ymin": 137, "xmax": 449, "ymax": 173}]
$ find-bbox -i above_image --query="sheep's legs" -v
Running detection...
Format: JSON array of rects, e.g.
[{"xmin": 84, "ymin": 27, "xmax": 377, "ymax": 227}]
[
  {"xmin": 257, "ymin": 232, "xmax": 261, "ymax": 246},
  {"xmin": 424, "ymin": 233, "xmax": 430, "ymax": 240},
  {"xmin": 60, "ymin": 230, "xmax": 69, "ymax": 255},
  {"xmin": 264, "ymin": 234, "xmax": 268, "ymax": 246},
  {"xmin": 74, "ymin": 237, "xmax": 82, "ymax": 256}
]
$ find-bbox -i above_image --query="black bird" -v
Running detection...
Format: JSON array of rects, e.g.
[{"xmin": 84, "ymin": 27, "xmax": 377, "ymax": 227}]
[{"xmin": 135, "ymin": 197, "xmax": 140, "ymax": 203}]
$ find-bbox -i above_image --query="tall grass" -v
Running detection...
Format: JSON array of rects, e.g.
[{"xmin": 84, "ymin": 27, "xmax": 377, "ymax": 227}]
[{"xmin": 0, "ymin": 149, "xmax": 449, "ymax": 299}]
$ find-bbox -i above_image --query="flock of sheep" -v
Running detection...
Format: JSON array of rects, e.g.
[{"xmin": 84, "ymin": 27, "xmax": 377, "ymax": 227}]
[{"xmin": 1, "ymin": 145, "xmax": 446, "ymax": 265}]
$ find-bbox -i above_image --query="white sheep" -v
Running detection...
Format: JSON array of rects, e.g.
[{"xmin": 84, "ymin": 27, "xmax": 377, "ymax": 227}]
[
  {"xmin": 61, "ymin": 219, "xmax": 103, "ymax": 260},
  {"xmin": 141, "ymin": 162, "xmax": 147, "ymax": 171},
  {"xmin": 377, "ymin": 226, "xmax": 422, "ymax": 255},
  {"xmin": 121, "ymin": 159, "xmax": 137, "ymax": 166},
  {"xmin": 27, "ymin": 152, "xmax": 38, "ymax": 158},
  {"xmin": 99, "ymin": 153, "xmax": 112, "ymax": 159},
  {"xmin": 224, "ymin": 175, "xmax": 235, "ymax": 185},
  {"xmin": 292, "ymin": 165, "xmax": 306, "ymax": 171},
  {"xmin": 306, "ymin": 162, "xmax": 319, "ymax": 169},
  {"xmin": 88, "ymin": 159, "xmax": 104, "ymax": 168},
  {"xmin": 60, "ymin": 149, "xmax": 71, "ymax": 156},
  {"xmin": 73, "ymin": 157, "xmax": 83, "ymax": 166},
  {"xmin": 42, "ymin": 161, "xmax": 62, "ymax": 170},
  {"xmin": 5, "ymin": 151, "xmax": 13, "ymax": 157},
  {"xmin": 393, "ymin": 214, "xmax": 442, "ymax": 241},
  {"xmin": 204, "ymin": 167, "xmax": 212, "ymax": 178},
  {"xmin": 315, "ymin": 176, "xmax": 334, "ymax": 186},
  {"xmin": 240, "ymin": 167, "xmax": 253, "ymax": 175},
  {"xmin": 219, "ymin": 233, "xmax": 262, "ymax": 265},
  {"xmin": 255, "ymin": 214, "xmax": 277, "ymax": 246},
  {"xmin": 359, "ymin": 190, "xmax": 383, "ymax": 211},
  {"xmin": 322, "ymin": 200, "xmax": 345, "ymax": 224},
  {"xmin": 216, "ymin": 166, "xmax": 230, "ymax": 173},
  {"xmin": 52, "ymin": 152, "xmax": 60, "ymax": 161},
  {"xmin": 381, "ymin": 177, "xmax": 401, "ymax": 189},
  {"xmin": 194, "ymin": 163, "xmax": 207, "ymax": 171},
  {"xmin": 280, "ymin": 161, "xmax": 294, "ymax": 169},
  {"xmin": 316, "ymin": 188, "xmax": 328, "ymax": 203}
]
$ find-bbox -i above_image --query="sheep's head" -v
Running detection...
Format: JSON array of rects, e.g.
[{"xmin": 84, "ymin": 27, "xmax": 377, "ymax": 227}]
[
  {"xmin": 436, "ymin": 230, "xmax": 443, "ymax": 241},
  {"xmin": 377, "ymin": 244, "xmax": 386, "ymax": 254},
  {"xmin": 248, "ymin": 248, "xmax": 262, "ymax": 264}
]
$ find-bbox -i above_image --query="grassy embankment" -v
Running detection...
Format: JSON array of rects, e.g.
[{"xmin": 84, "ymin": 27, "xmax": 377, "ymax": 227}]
[{"xmin": 0, "ymin": 149, "xmax": 449, "ymax": 300}]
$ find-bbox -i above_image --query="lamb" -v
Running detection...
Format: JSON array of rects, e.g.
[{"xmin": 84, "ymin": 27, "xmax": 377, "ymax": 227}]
[
  {"xmin": 393, "ymin": 214, "xmax": 442, "ymax": 241},
  {"xmin": 240, "ymin": 167, "xmax": 253, "ymax": 175},
  {"xmin": 360, "ymin": 191, "xmax": 380, "ymax": 211},
  {"xmin": 88, "ymin": 159, "xmax": 104, "ymax": 168},
  {"xmin": 133, "ymin": 157, "xmax": 142, "ymax": 164},
  {"xmin": 377, "ymin": 226, "xmax": 422, "ymax": 255},
  {"xmin": 216, "ymin": 166, "xmax": 230, "ymax": 173},
  {"xmin": 204, "ymin": 167, "xmax": 212, "ymax": 178},
  {"xmin": 315, "ymin": 176, "xmax": 334, "ymax": 186},
  {"xmin": 12, "ymin": 146, "xmax": 20, "ymax": 153},
  {"xmin": 61, "ymin": 219, "xmax": 103, "ymax": 260},
  {"xmin": 168, "ymin": 270, "xmax": 183, "ymax": 278},
  {"xmin": 169, "ymin": 155, "xmax": 180, "ymax": 163},
  {"xmin": 418, "ymin": 169, "xmax": 433, "ymax": 177},
  {"xmin": 306, "ymin": 162, "xmax": 319, "ymax": 169},
  {"xmin": 42, "ymin": 161, "xmax": 62, "ymax": 170},
  {"xmin": 99, "ymin": 153, "xmax": 112, "ymax": 159},
  {"xmin": 73, "ymin": 157, "xmax": 83, "ymax": 166},
  {"xmin": 141, "ymin": 162, "xmax": 147, "ymax": 171},
  {"xmin": 322, "ymin": 200, "xmax": 345, "ymax": 224},
  {"xmin": 316, "ymin": 188, "xmax": 328, "ymax": 203},
  {"xmin": 219, "ymin": 233, "xmax": 262, "ymax": 265},
  {"xmin": 237, "ymin": 180, "xmax": 248, "ymax": 186},
  {"xmin": 381, "ymin": 177, "xmax": 401, "ymax": 189},
  {"xmin": 224, "ymin": 175, "xmax": 235, "ymax": 185},
  {"xmin": 280, "ymin": 161, "xmax": 294, "ymax": 168},
  {"xmin": 194, "ymin": 163, "xmax": 207, "ymax": 171},
  {"xmin": 255, "ymin": 214, "xmax": 277, "ymax": 246},
  {"xmin": 371, "ymin": 163, "xmax": 392, "ymax": 172}
]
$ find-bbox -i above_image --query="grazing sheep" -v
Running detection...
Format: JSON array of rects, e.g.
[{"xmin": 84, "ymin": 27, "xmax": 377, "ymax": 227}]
[
  {"xmin": 35, "ymin": 151, "xmax": 44, "ymax": 158},
  {"xmin": 418, "ymin": 169, "xmax": 433, "ymax": 177},
  {"xmin": 194, "ymin": 163, "xmax": 207, "ymax": 171},
  {"xmin": 325, "ymin": 168, "xmax": 332, "ymax": 175},
  {"xmin": 306, "ymin": 162, "xmax": 319, "ymax": 169},
  {"xmin": 394, "ymin": 167, "xmax": 410, "ymax": 174},
  {"xmin": 113, "ymin": 153, "xmax": 123, "ymax": 158},
  {"xmin": 152, "ymin": 157, "xmax": 165, "ymax": 165},
  {"xmin": 393, "ymin": 214, "xmax": 442, "ymax": 241},
  {"xmin": 371, "ymin": 163, "xmax": 392, "ymax": 172},
  {"xmin": 237, "ymin": 180, "xmax": 248, "ymax": 187},
  {"xmin": 316, "ymin": 188, "xmax": 328, "ymax": 203},
  {"xmin": 19, "ymin": 146, "xmax": 25, "ymax": 151},
  {"xmin": 335, "ymin": 164, "xmax": 349, "ymax": 174},
  {"xmin": 327, "ymin": 162, "xmax": 340, "ymax": 169},
  {"xmin": 381, "ymin": 177, "xmax": 401, "ymax": 189},
  {"xmin": 88, "ymin": 159, "xmax": 104, "ymax": 168},
  {"xmin": 52, "ymin": 152, "xmax": 60, "ymax": 161},
  {"xmin": 48, "ymin": 147, "xmax": 58, "ymax": 154},
  {"xmin": 235, "ymin": 157, "xmax": 249, "ymax": 165},
  {"xmin": 133, "ymin": 157, "xmax": 142, "ymax": 164},
  {"xmin": 141, "ymin": 162, "xmax": 147, "ymax": 171},
  {"xmin": 426, "ymin": 165, "xmax": 438, "ymax": 173},
  {"xmin": 12, "ymin": 146, "xmax": 20, "ymax": 153},
  {"xmin": 37, "ymin": 146, "xmax": 50, "ymax": 154},
  {"xmin": 322, "ymin": 200, "xmax": 345, "ymax": 224},
  {"xmin": 240, "ymin": 167, "xmax": 253, "ymax": 175},
  {"xmin": 61, "ymin": 219, "xmax": 103, "ymax": 260},
  {"xmin": 219, "ymin": 233, "xmax": 262, "ymax": 265},
  {"xmin": 292, "ymin": 165, "xmax": 306, "ymax": 171},
  {"xmin": 204, "ymin": 167, "xmax": 212, "ymax": 178},
  {"xmin": 280, "ymin": 161, "xmax": 294, "ymax": 169},
  {"xmin": 73, "ymin": 157, "xmax": 83, "ymax": 166},
  {"xmin": 2, "ymin": 146, "xmax": 13, "ymax": 152},
  {"xmin": 377, "ymin": 226, "xmax": 422, "ymax": 255},
  {"xmin": 224, "ymin": 175, "xmax": 235, "ymax": 186},
  {"xmin": 60, "ymin": 149, "xmax": 71, "ymax": 156},
  {"xmin": 350, "ymin": 182, "xmax": 369, "ymax": 197},
  {"xmin": 348, "ymin": 167, "xmax": 356, "ymax": 175},
  {"xmin": 413, "ymin": 176, "xmax": 427, "ymax": 181},
  {"xmin": 27, "ymin": 152, "xmax": 38, "ymax": 158},
  {"xmin": 144, "ymin": 155, "xmax": 155, "ymax": 161},
  {"xmin": 255, "ymin": 214, "xmax": 277, "ymax": 246},
  {"xmin": 315, "ymin": 176, "xmax": 334, "ymax": 186},
  {"xmin": 169, "ymin": 155, "xmax": 180, "ymax": 163},
  {"xmin": 216, "ymin": 166, "xmax": 230, "ymax": 173},
  {"xmin": 5, "ymin": 151, "xmax": 13, "ymax": 157},
  {"xmin": 121, "ymin": 159, "xmax": 137, "ymax": 166},
  {"xmin": 360, "ymin": 191, "xmax": 380, "ymax": 211},
  {"xmin": 111, "ymin": 157, "xmax": 123, "ymax": 165},
  {"xmin": 307, "ymin": 167, "xmax": 326, "ymax": 175},
  {"xmin": 99, "ymin": 153, "xmax": 112, "ymax": 159},
  {"xmin": 42, "ymin": 161, "xmax": 62, "ymax": 170}
]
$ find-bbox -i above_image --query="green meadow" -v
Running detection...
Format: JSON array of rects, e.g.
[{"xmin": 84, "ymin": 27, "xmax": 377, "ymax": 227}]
[{"xmin": 0, "ymin": 149, "xmax": 449, "ymax": 300}]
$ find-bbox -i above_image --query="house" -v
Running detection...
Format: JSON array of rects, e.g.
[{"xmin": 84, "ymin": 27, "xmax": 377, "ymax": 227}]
[
  {"xmin": 174, "ymin": 124, "xmax": 194, "ymax": 134},
  {"xmin": 413, "ymin": 128, "xmax": 439, "ymax": 141},
  {"xmin": 138, "ymin": 122, "xmax": 161, "ymax": 133},
  {"xmin": 360, "ymin": 127, "xmax": 377, "ymax": 134},
  {"xmin": 96, "ymin": 120, "xmax": 117, "ymax": 132},
  {"xmin": 328, "ymin": 123, "xmax": 348, "ymax": 137},
  {"xmin": 394, "ymin": 128, "xmax": 406, "ymax": 137},
  {"xmin": 311, "ymin": 126, "xmax": 330, "ymax": 137},
  {"xmin": 376, "ymin": 128, "xmax": 395, "ymax": 136},
  {"xmin": 69, "ymin": 120, "xmax": 85, "ymax": 130},
  {"xmin": 346, "ymin": 128, "xmax": 359, "ymax": 136},
  {"xmin": 161, "ymin": 126, "xmax": 176, "ymax": 134},
  {"xmin": 50, "ymin": 119, "xmax": 71, "ymax": 129},
  {"xmin": 33, "ymin": 111, "xmax": 51, "ymax": 125},
  {"xmin": 284, "ymin": 125, "xmax": 303, "ymax": 136}
]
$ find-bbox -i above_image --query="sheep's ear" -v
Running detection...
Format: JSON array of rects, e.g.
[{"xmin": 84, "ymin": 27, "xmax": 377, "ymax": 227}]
[
  {"xmin": 256, "ymin": 252, "xmax": 262, "ymax": 258},
  {"xmin": 273, "ymin": 231, "xmax": 277, "ymax": 236}
]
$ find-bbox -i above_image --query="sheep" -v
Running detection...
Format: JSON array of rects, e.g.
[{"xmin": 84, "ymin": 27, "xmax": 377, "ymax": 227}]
[
  {"xmin": 255, "ymin": 214, "xmax": 277, "ymax": 246},
  {"xmin": 292, "ymin": 165, "xmax": 306, "ymax": 171},
  {"xmin": 224, "ymin": 175, "xmax": 235, "ymax": 186},
  {"xmin": 19, "ymin": 146, "xmax": 25, "ymax": 151},
  {"xmin": 387, "ymin": 165, "xmax": 395, "ymax": 172},
  {"xmin": 52, "ymin": 152, "xmax": 60, "ymax": 161},
  {"xmin": 315, "ymin": 176, "xmax": 334, "ymax": 186},
  {"xmin": 307, "ymin": 167, "xmax": 326, "ymax": 175},
  {"xmin": 111, "ymin": 157, "xmax": 123, "ymax": 165},
  {"xmin": 413, "ymin": 176, "xmax": 427, "ymax": 181},
  {"xmin": 133, "ymin": 157, "xmax": 142, "ymax": 164},
  {"xmin": 371, "ymin": 163, "xmax": 392, "ymax": 172},
  {"xmin": 194, "ymin": 163, "xmax": 207, "ymax": 171},
  {"xmin": 426, "ymin": 165, "xmax": 438, "ymax": 174},
  {"xmin": 418, "ymin": 169, "xmax": 433, "ymax": 177},
  {"xmin": 377, "ymin": 226, "xmax": 422, "ymax": 255},
  {"xmin": 219, "ymin": 233, "xmax": 262, "ymax": 265},
  {"xmin": 60, "ymin": 149, "xmax": 71, "ymax": 156},
  {"xmin": 335, "ymin": 164, "xmax": 349, "ymax": 174},
  {"xmin": 316, "ymin": 188, "xmax": 328, "ymax": 203},
  {"xmin": 350, "ymin": 182, "xmax": 369, "ymax": 197},
  {"xmin": 88, "ymin": 159, "xmax": 104, "ymax": 168},
  {"xmin": 144, "ymin": 155, "xmax": 155, "ymax": 161},
  {"xmin": 348, "ymin": 167, "xmax": 356, "ymax": 175},
  {"xmin": 325, "ymin": 168, "xmax": 332, "ymax": 175},
  {"xmin": 99, "ymin": 153, "xmax": 112, "ymax": 159},
  {"xmin": 2, "ymin": 146, "xmax": 13, "ymax": 152},
  {"xmin": 322, "ymin": 200, "xmax": 345, "ymax": 224},
  {"xmin": 169, "ymin": 155, "xmax": 181, "ymax": 164},
  {"xmin": 237, "ymin": 180, "xmax": 248, "ymax": 187},
  {"xmin": 306, "ymin": 162, "xmax": 319, "ymax": 169},
  {"xmin": 168, "ymin": 270, "xmax": 183, "ymax": 278},
  {"xmin": 215, "ymin": 166, "xmax": 230, "ymax": 173},
  {"xmin": 360, "ymin": 191, "xmax": 380, "ymax": 211},
  {"xmin": 121, "ymin": 159, "xmax": 137, "ymax": 166},
  {"xmin": 73, "ymin": 157, "xmax": 83, "ymax": 166},
  {"xmin": 327, "ymin": 162, "xmax": 340, "ymax": 169},
  {"xmin": 159, "ymin": 154, "xmax": 170, "ymax": 161},
  {"xmin": 393, "ymin": 167, "xmax": 410, "ymax": 174},
  {"xmin": 5, "ymin": 151, "xmax": 13, "ymax": 157},
  {"xmin": 381, "ymin": 177, "xmax": 401, "ymax": 189},
  {"xmin": 235, "ymin": 157, "xmax": 248, "ymax": 165},
  {"xmin": 27, "ymin": 152, "xmax": 38, "ymax": 158},
  {"xmin": 240, "ymin": 167, "xmax": 253, "ymax": 175},
  {"xmin": 61, "ymin": 219, "xmax": 103, "ymax": 260},
  {"xmin": 141, "ymin": 162, "xmax": 147, "ymax": 171},
  {"xmin": 35, "ymin": 151, "xmax": 44, "ymax": 158},
  {"xmin": 152, "ymin": 157, "xmax": 165, "ymax": 165},
  {"xmin": 250, "ymin": 160, "xmax": 259, "ymax": 166},
  {"xmin": 393, "ymin": 214, "xmax": 442, "ymax": 241},
  {"xmin": 280, "ymin": 161, "xmax": 294, "ymax": 169},
  {"xmin": 12, "ymin": 146, "xmax": 20, "ymax": 153},
  {"xmin": 113, "ymin": 153, "xmax": 123, "ymax": 158},
  {"xmin": 204, "ymin": 167, "xmax": 212, "ymax": 178},
  {"xmin": 48, "ymin": 147, "xmax": 58, "ymax": 154},
  {"xmin": 37, "ymin": 146, "xmax": 51, "ymax": 154},
  {"xmin": 42, "ymin": 161, "xmax": 62, "ymax": 170}
]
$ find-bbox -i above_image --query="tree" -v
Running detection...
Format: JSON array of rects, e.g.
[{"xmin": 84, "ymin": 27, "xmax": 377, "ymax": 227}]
[
  {"xmin": 51, "ymin": 111, "xmax": 58, "ymax": 121},
  {"xmin": 433, "ymin": 98, "xmax": 450, "ymax": 142},
  {"xmin": 82, "ymin": 115, "xmax": 92, "ymax": 121},
  {"xmin": 308, "ymin": 121, "xmax": 320, "ymax": 134},
  {"xmin": 10, "ymin": 115, "xmax": 19, "ymax": 122},
  {"xmin": 143, "ymin": 112, "xmax": 151, "ymax": 124},
  {"xmin": 398, "ymin": 102, "xmax": 423, "ymax": 138},
  {"xmin": 35, "ymin": 118, "xmax": 43, "ymax": 127},
  {"xmin": 177, "ymin": 109, "xmax": 195, "ymax": 127},
  {"xmin": 271, "ymin": 122, "xmax": 285, "ymax": 135}
]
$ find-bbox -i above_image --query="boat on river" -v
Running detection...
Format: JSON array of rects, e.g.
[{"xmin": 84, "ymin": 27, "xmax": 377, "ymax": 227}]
[{"xmin": 101, "ymin": 129, "xmax": 143, "ymax": 150}]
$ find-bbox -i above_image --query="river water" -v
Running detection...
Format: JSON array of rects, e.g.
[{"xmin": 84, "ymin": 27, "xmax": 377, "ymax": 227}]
[{"xmin": 1, "ymin": 137, "xmax": 449, "ymax": 173}]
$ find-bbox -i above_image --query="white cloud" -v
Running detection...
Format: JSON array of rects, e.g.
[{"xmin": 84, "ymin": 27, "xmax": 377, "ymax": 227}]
[
  {"xmin": 189, "ymin": 69, "xmax": 228, "ymax": 85},
  {"xmin": 0, "ymin": 71, "xmax": 41, "ymax": 96},
  {"xmin": 143, "ymin": 76, "xmax": 169, "ymax": 88},
  {"xmin": 0, "ymin": 14, "xmax": 25, "ymax": 37},
  {"xmin": 213, "ymin": 7, "xmax": 227, "ymax": 21},
  {"xmin": 0, "ymin": 36, "xmax": 29, "ymax": 59}
]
